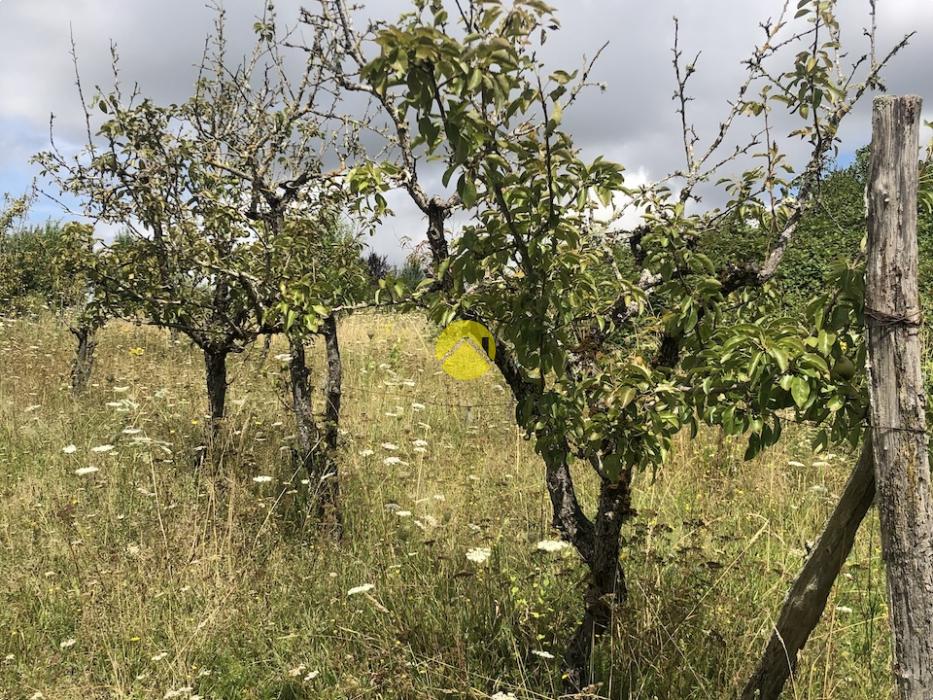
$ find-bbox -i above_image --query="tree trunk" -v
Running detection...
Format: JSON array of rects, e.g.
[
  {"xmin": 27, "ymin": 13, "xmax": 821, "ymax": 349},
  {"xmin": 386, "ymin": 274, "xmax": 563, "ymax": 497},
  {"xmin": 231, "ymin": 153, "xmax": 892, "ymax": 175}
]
[
  {"xmin": 564, "ymin": 478, "xmax": 631, "ymax": 695},
  {"xmin": 543, "ymin": 449, "xmax": 596, "ymax": 562},
  {"xmin": 318, "ymin": 315, "xmax": 342, "ymax": 525},
  {"xmin": 203, "ymin": 348, "xmax": 228, "ymax": 438},
  {"xmin": 426, "ymin": 197, "xmax": 452, "ymax": 290},
  {"xmin": 322, "ymin": 314, "xmax": 342, "ymax": 453},
  {"xmin": 287, "ymin": 320, "xmax": 342, "ymax": 528},
  {"xmin": 288, "ymin": 334, "xmax": 319, "ymax": 470},
  {"xmin": 865, "ymin": 94, "xmax": 933, "ymax": 700},
  {"xmin": 69, "ymin": 324, "xmax": 98, "ymax": 393},
  {"xmin": 740, "ymin": 440, "xmax": 875, "ymax": 699}
]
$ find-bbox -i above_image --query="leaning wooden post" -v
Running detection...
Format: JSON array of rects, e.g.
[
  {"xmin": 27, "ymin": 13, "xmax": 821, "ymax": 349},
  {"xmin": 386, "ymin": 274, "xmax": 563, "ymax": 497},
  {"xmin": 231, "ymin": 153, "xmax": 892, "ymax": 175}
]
[
  {"xmin": 740, "ymin": 441, "xmax": 875, "ymax": 699},
  {"xmin": 865, "ymin": 94, "xmax": 933, "ymax": 700}
]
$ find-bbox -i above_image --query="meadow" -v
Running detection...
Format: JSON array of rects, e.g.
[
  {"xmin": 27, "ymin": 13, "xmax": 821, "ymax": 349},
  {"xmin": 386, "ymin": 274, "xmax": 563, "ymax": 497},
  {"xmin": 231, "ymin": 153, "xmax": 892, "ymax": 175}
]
[{"xmin": 0, "ymin": 313, "xmax": 894, "ymax": 699}]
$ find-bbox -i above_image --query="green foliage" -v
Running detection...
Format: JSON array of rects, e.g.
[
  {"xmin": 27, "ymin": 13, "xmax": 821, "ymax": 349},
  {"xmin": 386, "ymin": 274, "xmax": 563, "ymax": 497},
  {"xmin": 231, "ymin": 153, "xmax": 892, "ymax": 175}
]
[
  {"xmin": 685, "ymin": 260, "xmax": 868, "ymax": 461},
  {"xmin": 265, "ymin": 219, "xmax": 370, "ymax": 335},
  {"xmin": 353, "ymin": 0, "xmax": 686, "ymax": 476},
  {"xmin": 0, "ymin": 222, "xmax": 89, "ymax": 312},
  {"xmin": 347, "ymin": 0, "xmax": 898, "ymax": 492},
  {"xmin": 34, "ymin": 7, "xmax": 362, "ymax": 352}
]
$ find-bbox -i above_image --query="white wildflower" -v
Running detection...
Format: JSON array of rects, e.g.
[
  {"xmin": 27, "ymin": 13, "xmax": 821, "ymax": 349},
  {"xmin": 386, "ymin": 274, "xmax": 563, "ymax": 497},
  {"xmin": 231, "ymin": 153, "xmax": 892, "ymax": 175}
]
[
  {"xmin": 74, "ymin": 466, "xmax": 99, "ymax": 476},
  {"xmin": 411, "ymin": 402, "xmax": 426, "ymax": 411},
  {"xmin": 381, "ymin": 442, "xmax": 398, "ymax": 451},
  {"xmin": 358, "ymin": 449, "xmax": 375, "ymax": 457},
  {"xmin": 395, "ymin": 510, "xmax": 412, "ymax": 518},
  {"xmin": 466, "ymin": 547, "xmax": 491, "ymax": 564},
  {"xmin": 59, "ymin": 638, "xmax": 76, "ymax": 649},
  {"xmin": 412, "ymin": 439, "xmax": 428, "ymax": 448},
  {"xmin": 536, "ymin": 539, "xmax": 570, "ymax": 553},
  {"xmin": 788, "ymin": 460, "xmax": 805, "ymax": 468},
  {"xmin": 122, "ymin": 428, "xmax": 142, "ymax": 435},
  {"xmin": 532, "ymin": 649, "xmax": 555, "ymax": 659},
  {"xmin": 304, "ymin": 670, "xmax": 319, "ymax": 681},
  {"xmin": 62, "ymin": 444, "xmax": 77, "ymax": 454},
  {"xmin": 836, "ymin": 605, "xmax": 854, "ymax": 614},
  {"xmin": 274, "ymin": 353, "xmax": 292, "ymax": 362},
  {"xmin": 252, "ymin": 475, "xmax": 273, "ymax": 483},
  {"xmin": 347, "ymin": 583, "xmax": 374, "ymax": 597},
  {"xmin": 151, "ymin": 651, "xmax": 168, "ymax": 661},
  {"xmin": 383, "ymin": 457, "xmax": 408, "ymax": 466},
  {"xmin": 91, "ymin": 444, "xmax": 114, "ymax": 453}
]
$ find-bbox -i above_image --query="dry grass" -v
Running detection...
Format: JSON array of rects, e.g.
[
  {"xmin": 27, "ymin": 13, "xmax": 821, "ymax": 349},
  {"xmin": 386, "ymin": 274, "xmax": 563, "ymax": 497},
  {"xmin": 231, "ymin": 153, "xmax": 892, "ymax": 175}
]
[{"xmin": 0, "ymin": 312, "xmax": 892, "ymax": 699}]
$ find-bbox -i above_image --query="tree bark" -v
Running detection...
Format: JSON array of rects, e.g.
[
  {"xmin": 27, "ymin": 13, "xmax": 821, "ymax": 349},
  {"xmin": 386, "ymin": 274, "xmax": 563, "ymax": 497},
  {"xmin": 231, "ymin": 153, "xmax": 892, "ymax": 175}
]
[
  {"xmin": 322, "ymin": 314, "xmax": 342, "ymax": 454},
  {"xmin": 543, "ymin": 449, "xmax": 596, "ymax": 562},
  {"xmin": 287, "ymin": 319, "xmax": 341, "ymax": 528},
  {"xmin": 564, "ymin": 478, "xmax": 631, "ymax": 695},
  {"xmin": 740, "ymin": 440, "xmax": 875, "ymax": 700},
  {"xmin": 288, "ymin": 335, "xmax": 317, "ymax": 469},
  {"xmin": 865, "ymin": 94, "xmax": 933, "ymax": 700},
  {"xmin": 69, "ymin": 324, "xmax": 98, "ymax": 393},
  {"xmin": 203, "ymin": 348, "xmax": 228, "ymax": 437}
]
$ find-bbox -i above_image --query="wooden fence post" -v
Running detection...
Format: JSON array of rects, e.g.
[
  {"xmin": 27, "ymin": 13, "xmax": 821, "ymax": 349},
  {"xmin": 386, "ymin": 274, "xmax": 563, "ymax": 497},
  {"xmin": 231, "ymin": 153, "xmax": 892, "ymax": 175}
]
[{"xmin": 865, "ymin": 94, "xmax": 933, "ymax": 700}]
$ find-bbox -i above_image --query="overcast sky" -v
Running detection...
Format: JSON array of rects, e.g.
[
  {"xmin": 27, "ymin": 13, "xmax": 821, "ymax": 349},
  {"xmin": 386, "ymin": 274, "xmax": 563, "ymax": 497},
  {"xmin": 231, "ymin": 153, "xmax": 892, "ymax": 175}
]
[{"xmin": 1, "ymin": 0, "xmax": 931, "ymax": 262}]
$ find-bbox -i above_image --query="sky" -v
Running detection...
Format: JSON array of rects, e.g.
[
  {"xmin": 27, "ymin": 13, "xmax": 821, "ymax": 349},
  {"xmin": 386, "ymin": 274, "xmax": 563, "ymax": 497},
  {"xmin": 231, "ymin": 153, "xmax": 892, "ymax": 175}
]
[{"xmin": 1, "ymin": 0, "xmax": 931, "ymax": 262}]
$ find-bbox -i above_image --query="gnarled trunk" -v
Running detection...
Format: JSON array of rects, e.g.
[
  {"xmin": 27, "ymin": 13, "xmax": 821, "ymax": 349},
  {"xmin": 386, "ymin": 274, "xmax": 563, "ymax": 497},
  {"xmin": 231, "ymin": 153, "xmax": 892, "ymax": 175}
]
[
  {"xmin": 288, "ymin": 335, "xmax": 316, "ymax": 464},
  {"xmin": 322, "ymin": 314, "xmax": 342, "ymax": 453},
  {"xmin": 203, "ymin": 348, "xmax": 228, "ymax": 438},
  {"xmin": 564, "ymin": 478, "xmax": 631, "ymax": 694},
  {"xmin": 69, "ymin": 324, "xmax": 98, "ymax": 393},
  {"xmin": 287, "ymin": 316, "xmax": 342, "ymax": 528}
]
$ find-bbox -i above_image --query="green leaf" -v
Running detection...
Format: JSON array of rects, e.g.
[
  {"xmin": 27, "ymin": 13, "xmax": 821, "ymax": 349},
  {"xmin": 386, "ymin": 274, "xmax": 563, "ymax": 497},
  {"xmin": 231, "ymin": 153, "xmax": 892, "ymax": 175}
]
[
  {"xmin": 617, "ymin": 386, "xmax": 636, "ymax": 409},
  {"xmin": 459, "ymin": 175, "xmax": 478, "ymax": 208},
  {"xmin": 602, "ymin": 453, "xmax": 622, "ymax": 481},
  {"xmin": 769, "ymin": 347, "xmax": 790, "ymax": 373},
  {"xmin": 790, "ymin": 376, "xmax": 811, "ymax": 409}
]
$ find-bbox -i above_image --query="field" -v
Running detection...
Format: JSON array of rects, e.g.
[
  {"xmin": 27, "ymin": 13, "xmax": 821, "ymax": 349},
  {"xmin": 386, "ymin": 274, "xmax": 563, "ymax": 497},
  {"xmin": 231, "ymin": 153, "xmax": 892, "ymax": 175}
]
[{"xmin": 0, "ymin": 313, "xmax": 894, "ymax": 699}]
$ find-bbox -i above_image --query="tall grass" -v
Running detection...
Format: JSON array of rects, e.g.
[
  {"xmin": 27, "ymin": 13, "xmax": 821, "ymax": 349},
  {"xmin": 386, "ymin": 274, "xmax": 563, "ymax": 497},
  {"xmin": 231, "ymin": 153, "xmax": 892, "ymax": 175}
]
[{"xmin": 0, "ymin": 313, "xmax": 891, "ymax": 699}]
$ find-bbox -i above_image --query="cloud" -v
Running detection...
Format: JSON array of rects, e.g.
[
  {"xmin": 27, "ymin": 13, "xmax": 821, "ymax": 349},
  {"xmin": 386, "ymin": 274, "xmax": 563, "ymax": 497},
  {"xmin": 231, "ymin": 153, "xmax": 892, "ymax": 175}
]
[{"xmin": 1, "ymin": 0, "xmax": 930, "ymax": 262}]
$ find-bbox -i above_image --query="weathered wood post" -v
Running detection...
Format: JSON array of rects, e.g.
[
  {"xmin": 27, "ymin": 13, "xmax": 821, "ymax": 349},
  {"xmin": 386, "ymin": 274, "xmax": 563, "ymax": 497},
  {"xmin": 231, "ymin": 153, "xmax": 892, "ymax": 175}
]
[
  {"xmin": 740, "ymin": 441, "xmax": 875, "ymax": 699},
  {"xmin": 865, "ymin": 94, "xmax": 933, "ymax": 700}
]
